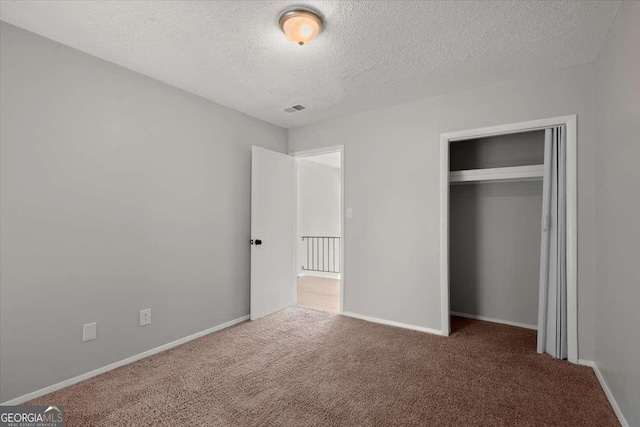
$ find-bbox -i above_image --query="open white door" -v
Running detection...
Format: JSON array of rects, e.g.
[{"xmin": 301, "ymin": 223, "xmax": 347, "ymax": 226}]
[{"xmin": 251, "ymin": 146, "xmax": 295, "ymax": 320}]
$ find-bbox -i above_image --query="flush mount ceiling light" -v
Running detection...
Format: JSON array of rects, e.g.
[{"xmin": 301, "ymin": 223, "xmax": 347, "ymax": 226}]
[{"xmin": 279, "ymin": 8, "xmax": 324, "ymax": 46}]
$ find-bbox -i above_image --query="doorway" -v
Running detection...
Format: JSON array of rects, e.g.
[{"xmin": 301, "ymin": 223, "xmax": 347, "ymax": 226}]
[
  {"xmin": 293, "ymin": 150, "xmax": 343, "ymax": 314},
  {"xmin": 249, "ymin": 145, "xmax": 344, "ymax": 321}
]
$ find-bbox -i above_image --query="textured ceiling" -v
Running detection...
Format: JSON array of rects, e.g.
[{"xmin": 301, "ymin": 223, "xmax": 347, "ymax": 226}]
[{"xmin": 0, "ymin": 1, "xmax": 620, "ymax": 129}]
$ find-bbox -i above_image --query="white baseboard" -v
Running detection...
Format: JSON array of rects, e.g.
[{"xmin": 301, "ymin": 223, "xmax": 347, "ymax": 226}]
[
  {"xmin": 577, "ymin": 359, "xmax": 596, "ymax": 367},
  {"xmin": 450, "ymin": 311, "xmax": 538, "ymax": 330},
  {"xmin": 342, "ymin": 311, "xmax": 444, "ymax": 336},
  {"xmin": 1, "ymin": 315, "xmax": 250, "ymax": 406},
  {"xmin": 577, "ymin": 359, "xmax": 629, "ymax": 427}
]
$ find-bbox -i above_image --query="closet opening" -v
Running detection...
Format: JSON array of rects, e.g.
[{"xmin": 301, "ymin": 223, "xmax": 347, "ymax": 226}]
[
  {"xmin": 439, "ymin": 116, "xmax": 578, "ymax": 363},
  {"xmin": 449, "ymin": 130, "xmax": 544, "ymax": 342}
]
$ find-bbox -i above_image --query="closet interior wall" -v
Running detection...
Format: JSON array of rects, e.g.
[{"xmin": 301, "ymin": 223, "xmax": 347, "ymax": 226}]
[{"xmin": 449, "ymin": 130, "xmax": 545, "ymax": 328}]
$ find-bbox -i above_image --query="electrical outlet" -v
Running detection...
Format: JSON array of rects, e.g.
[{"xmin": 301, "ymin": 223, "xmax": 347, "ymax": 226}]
[
  {"xmin": 140, "ymin": 308, "xmax": 151, "ymax": 327},
  {"xmin": 83, "ymin": 322, "xmax": 97, "ymax": 342}
]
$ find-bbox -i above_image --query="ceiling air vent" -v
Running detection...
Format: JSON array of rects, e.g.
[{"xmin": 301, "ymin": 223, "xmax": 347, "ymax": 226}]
[{"xmin": 283, "ymin": 104, "xmax": 307, "ymax": 113}]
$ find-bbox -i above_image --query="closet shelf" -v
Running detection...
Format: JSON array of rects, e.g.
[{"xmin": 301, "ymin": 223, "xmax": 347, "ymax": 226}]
[{"xmin": 449, "ymin": 164, "xmax": 544, "ymax": 184}]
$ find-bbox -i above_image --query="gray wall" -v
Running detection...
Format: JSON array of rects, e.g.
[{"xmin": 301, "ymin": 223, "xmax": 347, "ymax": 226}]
[
  {"xmin": 288, "ymin": 64, "xmax": 597, "ymax": 360},
  {"xmin": 450, "ymin": 181, "xmax": 542, "ymax": 327},
  {"xmin": 592, "ymin": 2, "xmax": 640, "ymax": 425},
  {"xmin": 297, "ymin": 159, "xmax": 340, "ymax": 237},
  {"xmin": 0, "ymin": 22, "xmax": 287, "ymax": 402}
]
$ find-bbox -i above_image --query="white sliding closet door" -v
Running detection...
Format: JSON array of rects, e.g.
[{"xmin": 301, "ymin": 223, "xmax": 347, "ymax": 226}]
[{"xmin": 537, "ymin": 126, "xmax": 568, "ymax": 359}]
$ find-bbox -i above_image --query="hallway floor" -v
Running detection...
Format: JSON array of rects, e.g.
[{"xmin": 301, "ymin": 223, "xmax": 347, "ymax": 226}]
[{"xmin": 296, "ymin": 276, "xmax": 340, "ymax": 313}]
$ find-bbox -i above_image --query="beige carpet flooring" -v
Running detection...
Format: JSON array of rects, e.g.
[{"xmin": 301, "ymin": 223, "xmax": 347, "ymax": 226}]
[
  {"xmin": 296, "ymin": 276, "xmax": 340, "ymax": 313},
  {"xmin": 28, "ymin": 308, "xmax": 618, "ymax": 426}
]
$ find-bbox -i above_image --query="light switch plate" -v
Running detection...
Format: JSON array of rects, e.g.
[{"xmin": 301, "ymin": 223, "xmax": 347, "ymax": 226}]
[
  {"xmin": 346, "ymin": 208, "xmax": 353, "ymax": 219},
  {"xmin": 83, "ymin": 322, "xmax": 97, "ymax": 342},
  {"xmin": 140, "ymin": 308, "xmax": 151, "ymax": 326}
]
